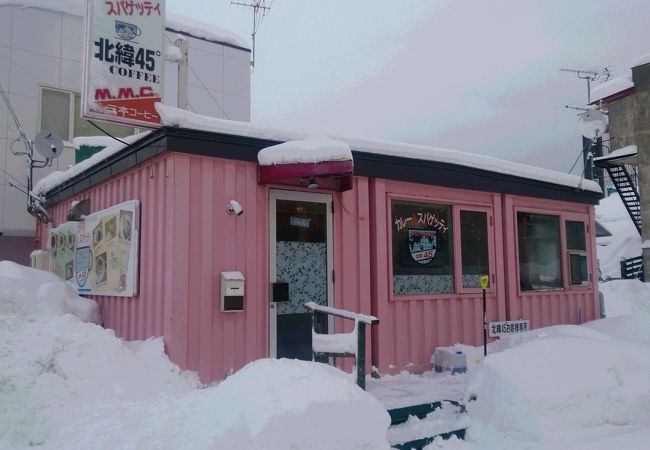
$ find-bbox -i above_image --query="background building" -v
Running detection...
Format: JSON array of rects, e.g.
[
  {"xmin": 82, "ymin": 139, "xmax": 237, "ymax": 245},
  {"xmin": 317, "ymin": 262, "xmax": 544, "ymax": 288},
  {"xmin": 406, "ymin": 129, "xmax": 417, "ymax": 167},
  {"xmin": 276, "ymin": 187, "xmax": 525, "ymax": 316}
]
[
  {"xmin": 592, "ymin": 54, "xmax": 649, "ymax": 280},
  {"xmin": 0, "ymin": 2, "xmax": 251, "ymax": 263}
]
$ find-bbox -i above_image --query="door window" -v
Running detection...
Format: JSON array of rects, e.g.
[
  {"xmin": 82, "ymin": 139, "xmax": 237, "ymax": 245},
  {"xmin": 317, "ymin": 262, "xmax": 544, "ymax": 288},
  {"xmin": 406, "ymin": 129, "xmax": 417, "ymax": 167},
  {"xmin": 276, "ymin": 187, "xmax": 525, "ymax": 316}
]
[{"xmin": 273, "ymin": 196, "xmax": 330, "ymax": 360}]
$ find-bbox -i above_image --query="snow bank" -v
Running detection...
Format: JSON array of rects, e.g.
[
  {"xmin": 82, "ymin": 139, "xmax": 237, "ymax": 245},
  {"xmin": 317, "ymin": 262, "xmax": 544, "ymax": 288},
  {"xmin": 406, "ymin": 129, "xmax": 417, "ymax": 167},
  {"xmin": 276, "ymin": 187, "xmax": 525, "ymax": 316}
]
[
  {"xmin": 595, "ymin": 193, "xmax": 641, "ymax": 279},
  {"xmin": 599, "ymin": 279, "xmax": 650, "ymax": 317},
  {"xmin": 462, "ymin": 324, "xmax": 650, "ymax": 448},
  {"xmin": 0, "ymin": 261, "xmax": 99, "ymax": 323},
  {"xmin": 0, "ymin": 263, "xmax": 200, "ymax": 449},
  {"xmin": 258, "ymin": 135, "xmax": 353, "ymax": 165},
  {"xmin": 44, "ymin": 359, "xmax": 391, "ymax": 450}
]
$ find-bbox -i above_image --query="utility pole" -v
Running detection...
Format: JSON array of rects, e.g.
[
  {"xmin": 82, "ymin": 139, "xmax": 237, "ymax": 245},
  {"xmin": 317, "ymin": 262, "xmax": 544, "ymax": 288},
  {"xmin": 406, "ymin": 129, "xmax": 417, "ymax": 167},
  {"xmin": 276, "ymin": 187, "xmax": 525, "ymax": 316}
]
[{"xmin": 231, "ymin": 0, "xmax": 272, "ymax": 68}]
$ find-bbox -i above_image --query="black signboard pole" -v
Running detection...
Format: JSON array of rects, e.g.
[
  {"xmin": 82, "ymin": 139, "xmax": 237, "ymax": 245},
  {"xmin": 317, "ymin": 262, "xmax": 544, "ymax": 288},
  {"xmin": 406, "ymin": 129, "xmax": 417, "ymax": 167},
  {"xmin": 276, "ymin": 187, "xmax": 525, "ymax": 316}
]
[{"xmin": 480, "ymin": 275, "xmax": 488, "ymax": 357}]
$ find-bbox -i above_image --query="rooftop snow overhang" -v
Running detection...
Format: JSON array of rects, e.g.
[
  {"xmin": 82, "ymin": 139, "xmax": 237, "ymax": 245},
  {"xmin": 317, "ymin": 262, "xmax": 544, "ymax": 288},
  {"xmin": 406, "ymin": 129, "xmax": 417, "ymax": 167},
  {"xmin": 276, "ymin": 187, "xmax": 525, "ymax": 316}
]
[
  {"xmin": 257, "ymin": 137, "xmax": 354, "ymax": 192},
  {"xmin": 41, "ymin": 127, "xmax": 603, "ymax": 208}
]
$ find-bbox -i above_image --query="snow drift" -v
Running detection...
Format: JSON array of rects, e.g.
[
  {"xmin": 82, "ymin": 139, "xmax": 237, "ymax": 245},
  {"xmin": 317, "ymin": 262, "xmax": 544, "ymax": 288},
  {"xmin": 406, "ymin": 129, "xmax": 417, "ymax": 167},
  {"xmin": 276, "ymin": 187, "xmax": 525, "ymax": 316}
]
[
  {"xmin": 0, "ymin": 263, "xmax": 389, "ymax": 449},
  {"xmin": 463, "ymin": 323, "xmax": 650, "ymax": 449},
  {"xmin": 45, "ymin": 359, "xmax": 391, "ymax": 450}
]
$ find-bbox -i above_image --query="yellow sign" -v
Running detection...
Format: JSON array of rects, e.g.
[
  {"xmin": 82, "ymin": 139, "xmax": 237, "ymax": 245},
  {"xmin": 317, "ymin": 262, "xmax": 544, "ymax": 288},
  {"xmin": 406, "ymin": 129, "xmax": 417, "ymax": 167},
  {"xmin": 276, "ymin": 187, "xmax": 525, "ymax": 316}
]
[{"xmin": 479, "ymin": 275, "xmax": 489, "ymax": 290}]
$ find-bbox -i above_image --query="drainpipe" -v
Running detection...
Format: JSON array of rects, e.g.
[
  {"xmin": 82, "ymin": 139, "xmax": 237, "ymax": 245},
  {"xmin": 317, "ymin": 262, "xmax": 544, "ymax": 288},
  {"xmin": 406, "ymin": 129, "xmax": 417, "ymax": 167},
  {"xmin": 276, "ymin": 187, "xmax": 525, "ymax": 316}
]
[{"xmin": 176, "ymin": 37, "xmax": 189, "ymax": 110}]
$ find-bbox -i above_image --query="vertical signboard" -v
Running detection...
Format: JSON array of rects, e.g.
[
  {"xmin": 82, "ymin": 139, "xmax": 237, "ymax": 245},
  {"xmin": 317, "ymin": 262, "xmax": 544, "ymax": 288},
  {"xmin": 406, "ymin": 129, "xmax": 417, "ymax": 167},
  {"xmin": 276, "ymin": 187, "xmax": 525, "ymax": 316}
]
[
  {"xmin": 83, "ymin": 0, "xmax": 166, "ymax": 128},
  {"xmin": 49, "ymin": 200, "xmax": 140, "ymax": 297}
]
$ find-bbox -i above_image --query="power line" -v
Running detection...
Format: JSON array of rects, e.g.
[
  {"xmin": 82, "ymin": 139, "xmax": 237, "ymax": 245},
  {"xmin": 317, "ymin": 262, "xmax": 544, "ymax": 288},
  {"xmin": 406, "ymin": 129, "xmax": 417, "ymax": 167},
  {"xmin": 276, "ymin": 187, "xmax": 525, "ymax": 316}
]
[
  {"xmin": 164, "ymin": 34, "xmax": 230, "ymax": 119},
  {"xmin": 0, "ymin": 165, "xmax": 28, "ymax": 190},
  {"xmin": 88, "ymin": 120, "xmax": 129, "ymax": 145}
]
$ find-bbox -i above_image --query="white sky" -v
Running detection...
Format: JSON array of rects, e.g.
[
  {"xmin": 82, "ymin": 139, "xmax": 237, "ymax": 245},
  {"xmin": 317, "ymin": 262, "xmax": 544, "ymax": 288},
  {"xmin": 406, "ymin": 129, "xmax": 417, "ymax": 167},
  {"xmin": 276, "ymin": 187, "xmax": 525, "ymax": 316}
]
[{"xmin": 167, "ymin": 0, "xmax": 650, "ymax": 172}]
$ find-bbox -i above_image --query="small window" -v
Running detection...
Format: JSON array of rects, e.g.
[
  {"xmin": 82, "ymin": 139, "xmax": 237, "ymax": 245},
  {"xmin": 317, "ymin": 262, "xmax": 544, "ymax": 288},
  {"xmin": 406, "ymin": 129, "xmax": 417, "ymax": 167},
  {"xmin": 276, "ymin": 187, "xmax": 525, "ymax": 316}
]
[
  {"xmin": 461, "ymin": 210, "xmax": 489, "ymax": 288},
  {"xmin": 566, "ymin": 221, "xmax": 589, "ymax": 285},
  {"xmin": 40, "ymin": 87, "xmax": 133, "ymax": 142},
  {"xmin": 392, "ymin": 200, "xmax": 453, "ymax": 295},
  {"xmin": 517, "ymin": 212, "xmax": 562, "ymax": 291},
  {"xmin": 566, "ymin": 220, "xmax": 586, "ymax": 251},
  {"xmin": 41, "ymin": 88, "xmax": 71, "ymax": 140}
]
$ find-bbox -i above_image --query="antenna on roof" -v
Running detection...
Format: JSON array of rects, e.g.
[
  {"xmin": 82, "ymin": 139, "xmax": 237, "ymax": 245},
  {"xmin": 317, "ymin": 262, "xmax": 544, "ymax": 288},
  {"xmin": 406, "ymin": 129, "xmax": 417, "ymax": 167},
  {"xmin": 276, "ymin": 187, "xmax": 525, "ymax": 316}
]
[
  {"xmin": 230, "ymin": 0, "xmax": 272, "ymax": 69},
  {"xmin": 559, "ymin": 67, "xmax": 611, "ymax": 104}
]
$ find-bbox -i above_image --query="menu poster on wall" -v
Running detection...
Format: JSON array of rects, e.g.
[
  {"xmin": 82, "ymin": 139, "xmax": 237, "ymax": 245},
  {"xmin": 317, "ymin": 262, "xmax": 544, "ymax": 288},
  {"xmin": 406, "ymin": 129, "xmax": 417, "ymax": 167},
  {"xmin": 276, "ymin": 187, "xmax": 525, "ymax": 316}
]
[
  {"xmin": 49, "ymin": 200, "xmax": 140, "ymax": 297},
  {"xmin": 49, "ymin": 223, "xmax": 78, "ymax": 282},
  {"xmin": 82, "ymin": 0, "xmax": 166, "ymax": 128}
]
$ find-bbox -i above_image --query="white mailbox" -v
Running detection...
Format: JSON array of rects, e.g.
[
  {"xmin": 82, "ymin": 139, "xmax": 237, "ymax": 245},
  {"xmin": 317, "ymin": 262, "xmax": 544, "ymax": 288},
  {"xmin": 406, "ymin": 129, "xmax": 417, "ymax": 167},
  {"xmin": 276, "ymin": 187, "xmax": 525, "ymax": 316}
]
[{"xmin": 221, "ymin": 271, "xmax": 245, "ymax": 312}]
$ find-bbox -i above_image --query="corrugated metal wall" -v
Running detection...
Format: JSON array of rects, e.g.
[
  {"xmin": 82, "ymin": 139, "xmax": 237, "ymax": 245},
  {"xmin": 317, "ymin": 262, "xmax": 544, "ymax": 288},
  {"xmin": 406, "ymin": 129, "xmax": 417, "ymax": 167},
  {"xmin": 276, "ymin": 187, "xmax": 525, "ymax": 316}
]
[
  {"xmin": 44, "ymin": 150, "xmax": 598, "ymax": 381},
  {"xmin": 369, "ymin": 179, "xmax": 505, "ymax": 373},
  {"xmin": 502, "ymin": 194, "xmax": 598, "ymax": 328},
  {"xmin": 46, "ymin": 153, "xmax": 176, "ymax": 346},
  {"xmin": 367, "ymin": 179, "xmax": 598, "ymax": 374}
]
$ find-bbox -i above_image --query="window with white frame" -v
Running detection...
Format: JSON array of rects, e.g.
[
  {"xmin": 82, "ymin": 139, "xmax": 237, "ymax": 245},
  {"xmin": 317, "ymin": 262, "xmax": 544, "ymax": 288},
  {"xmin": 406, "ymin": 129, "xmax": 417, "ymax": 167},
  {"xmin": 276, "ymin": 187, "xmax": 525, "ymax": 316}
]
[
  {"xmin": 40, "ymin": 87, "xmax": 133, "ymax": 142},
  {"xmin": 517, "ymin": 212, "xmax": 562, "ymax": 291},
  {"xmin": 566, "ymin": 220, "xmax": 589, "ymax": 285}
]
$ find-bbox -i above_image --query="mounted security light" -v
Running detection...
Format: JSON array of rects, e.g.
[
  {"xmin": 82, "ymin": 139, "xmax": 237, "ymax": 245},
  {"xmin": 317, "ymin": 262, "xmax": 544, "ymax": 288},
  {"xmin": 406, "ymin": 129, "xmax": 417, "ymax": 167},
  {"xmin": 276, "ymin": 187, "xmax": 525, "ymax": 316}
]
[{"xmin": 227, "ymin": 200, "xmax": 244, "ymax": 216}]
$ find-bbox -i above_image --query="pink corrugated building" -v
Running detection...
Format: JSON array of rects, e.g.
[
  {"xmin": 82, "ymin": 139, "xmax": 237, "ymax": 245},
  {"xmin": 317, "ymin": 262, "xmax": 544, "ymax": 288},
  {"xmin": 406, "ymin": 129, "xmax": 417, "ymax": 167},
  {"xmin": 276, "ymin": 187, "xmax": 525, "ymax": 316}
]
[{"xmin": 40, "ymin": 110, "xmax": 602, "ymax": 383}]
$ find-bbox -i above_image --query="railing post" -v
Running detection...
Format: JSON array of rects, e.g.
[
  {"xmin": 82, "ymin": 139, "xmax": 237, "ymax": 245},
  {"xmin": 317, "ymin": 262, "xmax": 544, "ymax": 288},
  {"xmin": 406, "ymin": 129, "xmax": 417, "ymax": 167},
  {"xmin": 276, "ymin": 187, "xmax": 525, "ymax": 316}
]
[
  {"xmin": 356, "ymin": 321, "xmax": 366, "ymax": 390},
  {"xmin": 312, "ymin": 310, "xmax": 327, "ymax": 363}
]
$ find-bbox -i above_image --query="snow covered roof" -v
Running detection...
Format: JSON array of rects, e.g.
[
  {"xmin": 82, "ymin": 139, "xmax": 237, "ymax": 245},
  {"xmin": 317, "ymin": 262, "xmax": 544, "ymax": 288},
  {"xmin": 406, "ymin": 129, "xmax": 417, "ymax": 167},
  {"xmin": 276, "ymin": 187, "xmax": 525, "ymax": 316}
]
[
  {"xmin": 591, "ymin": 74, "xmax": 634, "ymax": 103},
  {"xmin": 258, "ymin": 136, "xmax": 353, "ymax": 166},
  {"xmin": 632, "ymin": 52, "xmax": 650, "ymax": 69},
  {"xmin": 0, "ymin": 1, "xmax": 249, "ymax": 49},
  {"xmin": 166, "ymin": 13, "xmax": 249, "ymax": 49},
  {"xmin": 36, "ymin": 104, "xmax": 601, "ymax": 198},
  {"xmin": 156, "ymin": 104, "xmax": 601, "ymax": 194},
  {"xmin": 33, "ymin": 132, "xmax": 150, "ymax": 197}
]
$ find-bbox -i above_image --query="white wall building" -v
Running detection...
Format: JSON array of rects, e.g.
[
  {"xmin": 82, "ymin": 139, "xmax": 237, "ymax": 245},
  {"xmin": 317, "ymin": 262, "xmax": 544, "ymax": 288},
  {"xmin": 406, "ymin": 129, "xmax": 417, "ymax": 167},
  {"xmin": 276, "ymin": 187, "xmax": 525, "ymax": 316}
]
[{"xmin": 0, "ymin": 1, "xmax": 251, "ymax": 263}]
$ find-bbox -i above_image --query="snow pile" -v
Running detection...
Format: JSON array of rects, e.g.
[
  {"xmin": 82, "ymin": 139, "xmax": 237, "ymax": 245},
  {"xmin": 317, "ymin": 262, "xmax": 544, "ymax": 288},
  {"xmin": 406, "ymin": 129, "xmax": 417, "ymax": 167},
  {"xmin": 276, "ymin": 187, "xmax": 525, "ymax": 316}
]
[
  {"xmin": 0, "ymin": 261, "xmax": 99, "ymax": 323},
  {"xmin": 595, "ymin": 193, "xmax": 641, "ymax": 279},
  {"xmin": 0, "ymin": 262, "xmax": 201, "ymax": 448},
  {"xmin": 258, "ymin": 135, "xmax": 353, "ymax": 166},
  {"xmin": 599, "ymin": 279, "xmax": 650, "ymax": 317},
  {"xmin": 44, "ymin": 359, "xmax": 391, "ymax": 450},
  {"xmin": 156, "ymin": 103, "xmax": 600, "ymax": 193},
  {"xmin": 461, "ymin": 322, "xmax": 650, "ymax": 449},
  {"xmin": 1, "ymin": 262, "xmax": 389, "ymax": 449},
  {"xmin": 33, "ymin": 131, "xmax": 150, "ymax": 196}
]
